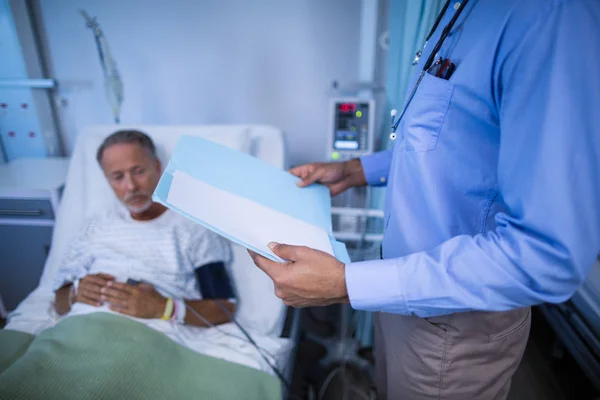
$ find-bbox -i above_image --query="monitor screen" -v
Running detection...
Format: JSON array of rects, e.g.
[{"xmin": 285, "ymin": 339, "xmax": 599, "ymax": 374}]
[{"xmin": 333, "ymin": 102, "xmax": 369, "ymax": 151}]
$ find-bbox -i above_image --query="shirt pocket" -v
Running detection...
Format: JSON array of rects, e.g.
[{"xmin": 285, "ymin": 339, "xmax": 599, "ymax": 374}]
[{"xmin": 403, "ymin": 72, "xmax": 455, "ymax": 153}]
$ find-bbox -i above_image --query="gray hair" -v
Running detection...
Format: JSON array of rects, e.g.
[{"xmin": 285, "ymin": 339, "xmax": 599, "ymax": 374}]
[{"xmin": 96, "ymin": 130, "xmax": 157, "ymax": 164}]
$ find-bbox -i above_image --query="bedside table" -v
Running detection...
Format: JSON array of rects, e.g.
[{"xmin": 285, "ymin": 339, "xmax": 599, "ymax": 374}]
[{"xmin": 0, "ymin": 157, "xmax": 69, "ymax": 316}]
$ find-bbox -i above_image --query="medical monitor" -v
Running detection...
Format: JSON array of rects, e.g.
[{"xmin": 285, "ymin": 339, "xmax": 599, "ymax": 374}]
[{"xmin": 327, "ymin": 98, "xmax": 375, "ymax": 161}]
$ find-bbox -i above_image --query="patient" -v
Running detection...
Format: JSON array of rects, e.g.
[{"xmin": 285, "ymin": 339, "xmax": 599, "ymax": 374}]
[{"xmin": 53, "ymin": 129, "xmax": 236, "ymax": 326}]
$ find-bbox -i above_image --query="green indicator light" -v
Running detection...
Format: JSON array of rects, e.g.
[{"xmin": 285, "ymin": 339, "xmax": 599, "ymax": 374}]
[
  {"xmin": 331, "ymin": 151, "xmax": 340, "ymax": 160},
  {"xmin": 356, "ymin": 111, "xmax": 363, "ymax": 118}
]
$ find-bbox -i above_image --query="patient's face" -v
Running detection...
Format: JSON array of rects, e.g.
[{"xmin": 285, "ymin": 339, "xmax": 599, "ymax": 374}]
[{"xmin": 100, "ymin": 143, "xmax": 162, "ymax": 214}]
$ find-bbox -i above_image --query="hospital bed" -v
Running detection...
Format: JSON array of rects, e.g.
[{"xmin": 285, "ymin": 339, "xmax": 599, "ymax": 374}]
[{"xmin": 4, "ymin": 124, "xmax": 301, "ymax": 399}]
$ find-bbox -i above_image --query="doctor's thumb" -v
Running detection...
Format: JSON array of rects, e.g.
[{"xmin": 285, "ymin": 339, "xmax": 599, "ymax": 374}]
[{"xmin": 268, "ymin": 242, "xmax": 298, "ymax": 262}]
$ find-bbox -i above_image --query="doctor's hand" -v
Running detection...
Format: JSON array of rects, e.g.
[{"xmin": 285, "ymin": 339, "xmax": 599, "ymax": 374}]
[
  {"xmin": 101, "ymin": 281, "xmax": 167, "ymax": 319},
  {"xmin": 249, "ymin": 243, "xmax": 349, "ymax": 307},
  {"xmin": 290, "ymin": 159, "xmax": 366, "ymax": 196}
]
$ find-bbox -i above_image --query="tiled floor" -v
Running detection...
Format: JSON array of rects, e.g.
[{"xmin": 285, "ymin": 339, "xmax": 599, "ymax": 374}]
[{"xmin": 290, "ymin": 307, "xmax": 599, "ymax": 400}]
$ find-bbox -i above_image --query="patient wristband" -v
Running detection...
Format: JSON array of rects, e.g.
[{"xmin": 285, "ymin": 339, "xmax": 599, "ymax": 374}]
[
  {"xmin": 161, "ymin": 298, "xmax": 174, "ymax": 320},
  {"xmin": 173, "ymin": 299, "xmax": 186, "ymax": 324}
]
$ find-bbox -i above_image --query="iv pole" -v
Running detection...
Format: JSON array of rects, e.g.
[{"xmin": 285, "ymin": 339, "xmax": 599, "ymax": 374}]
[{"xmin": 80, "ymin": 10, "xmax": 124, "ymax": 124}]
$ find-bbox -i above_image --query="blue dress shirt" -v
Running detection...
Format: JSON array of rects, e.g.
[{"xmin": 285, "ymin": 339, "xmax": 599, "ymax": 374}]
[{"xmin": 345, "ymin": 0, "xmax": 600, "ymax": 317}]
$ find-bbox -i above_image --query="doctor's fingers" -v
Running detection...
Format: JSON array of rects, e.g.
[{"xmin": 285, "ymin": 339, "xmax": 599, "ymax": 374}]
[
  {"xmin": 329, "ymin": 181, "xmax": 351, "ymax": 197},
  {"xmin": 274, "ymin": 290, "xmax": 332, "ymax": 308},
  {"xmin": 273, "ymin": 290, "xmax": 304, "ymax": 306},
  {"xmin": 281, "ymin": 297, "xmax": 320, "ymax": 308},
  {"xmin": 289, "ymin": 164, "xmax": 316, "ymax": 179},
  {"xmin": 248, "ymin": 250, "xmax": 283, "ymax": 280},
  {"xmin": 297, "ymin": 168, "xmax": 329, "ymax": 188},
  {"xmin": 268, "ymin": 243, "xmax": 308, "ymax": 262}
]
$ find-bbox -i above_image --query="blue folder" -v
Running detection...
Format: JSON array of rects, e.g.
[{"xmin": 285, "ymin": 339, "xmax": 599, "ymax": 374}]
[{"xmin": 153, "ymin": 135, "xmax": 350, "ymax": 264}]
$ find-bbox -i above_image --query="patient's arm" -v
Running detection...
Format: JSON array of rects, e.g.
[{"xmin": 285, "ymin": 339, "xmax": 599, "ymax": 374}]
[
  {"xmin": 103, "ymin": 281, "xmax": 235, "ymax": 326},
  {"xmin": 54, "ymin": 274, "xmax": 115, "ymax": 315},
  {"xmin": 185, "ymin": 261, "xmax": 237, "ymax": 326},
  {"xmin": 182, "ymin": 299, "xmax": 236, "ymax": 327},
  {"xmin": 55, "ymin": 283, "xmax": 74, "ymax": 315}
]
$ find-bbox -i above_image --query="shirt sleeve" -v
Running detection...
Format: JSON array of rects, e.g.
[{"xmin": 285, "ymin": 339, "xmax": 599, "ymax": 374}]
[
  {"xmin": 360, "ymin": 150, "xmax": 393, "ymax": 186},
  {"xmin": 346, "ymin": 1, "xmax": 600, "ymax": 317},
  {"xmin": 52, "ymin": 220, "xmax": 96, "ymax": 291},
  {"xmin": 188, "ymin": 229, "xmax": 232, "ymax": 270}
]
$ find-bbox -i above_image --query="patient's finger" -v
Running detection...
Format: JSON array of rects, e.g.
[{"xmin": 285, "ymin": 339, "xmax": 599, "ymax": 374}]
[
  {"xmin": 84, "ymin": 275, "xmax": 112, "ymax": 287},
  {"xmin": 80, "ymin": 282, "xmax": 103, "ymax": 297},
  {"xmin": 103, "ymin": 287, "xmax": 129, "ymax": 301},
  {"xmin": 110, "ymin": 305, "xmax": 134, "ymax": 317},
  {"xmin": 105, "ymin": 281, "xmax": 134, "ymax": 294},
  {"xmin": 109, "ymin": 304, "xmax": 129, "ymax": 313},
  {"xmin": 77, "ymin": 293, "xmax": 102, "ymax": 307},
  {"xmin": 137, "ymin": 283, "xmax": 156, "ymax": 292},
  {"xmin": 79, "ymin": 284, "xmax": 103, "ymax": 300},
  {"xmin": 105, "ymin": 296, "xmax": 128, "ymax": 308}
]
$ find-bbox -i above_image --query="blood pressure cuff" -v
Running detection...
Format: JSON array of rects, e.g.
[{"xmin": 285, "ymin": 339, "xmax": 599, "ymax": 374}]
[{"xmin": 194, "ymin": 262, "xmax": 235, "ymax": 299}]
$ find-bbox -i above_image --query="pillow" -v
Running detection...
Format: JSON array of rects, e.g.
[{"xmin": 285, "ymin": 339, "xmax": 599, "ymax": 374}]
[{"xmin": 228, "ymin": 244, "xmax": 286, "ymax": 337}]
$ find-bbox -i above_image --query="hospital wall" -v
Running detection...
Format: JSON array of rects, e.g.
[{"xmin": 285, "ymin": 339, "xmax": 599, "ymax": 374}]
[{"xmin": 29, "ymin": 0, "xmax": 363, "ymax": 166}]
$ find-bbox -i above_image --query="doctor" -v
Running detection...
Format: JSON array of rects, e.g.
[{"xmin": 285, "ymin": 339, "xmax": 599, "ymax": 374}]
[{"xmin": 249, "ymin": 0, "xmax": 600, "ymax": 398}]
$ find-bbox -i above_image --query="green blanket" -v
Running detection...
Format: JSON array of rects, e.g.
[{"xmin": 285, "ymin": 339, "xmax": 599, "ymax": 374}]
[{"xmin": 0, "ymin": 313, "xmax": 280, "ymax": 400}]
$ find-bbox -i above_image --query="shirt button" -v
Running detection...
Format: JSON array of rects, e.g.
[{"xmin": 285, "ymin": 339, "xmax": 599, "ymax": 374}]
[
  {"xmin": 454, "ymin": 2, "xmax": 461, "ymax": 10},
  {"xmin": 380, "ymin": 177, "xmax": 386, "ymax": 183}
]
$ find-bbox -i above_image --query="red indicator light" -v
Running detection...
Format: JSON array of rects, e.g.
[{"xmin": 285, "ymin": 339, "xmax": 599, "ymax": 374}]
[{"xmin": 339, "ymin": 103, "xmax": 356, "ymax": 113}]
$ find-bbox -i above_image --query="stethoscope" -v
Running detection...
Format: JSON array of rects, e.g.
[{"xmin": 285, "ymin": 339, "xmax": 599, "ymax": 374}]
[{"xmin": 390, "ymin": 0, "xmax": 470, "ymax": 141}]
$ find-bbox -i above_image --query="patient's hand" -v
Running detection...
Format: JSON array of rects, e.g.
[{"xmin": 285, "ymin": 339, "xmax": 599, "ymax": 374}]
[
  {"xmin": 75, "ymin": 273, "xmax": 115, "ymax": 307},
  {"xmin": 102, "ymin": 282, "xmax": 166, "ymax": 319}
]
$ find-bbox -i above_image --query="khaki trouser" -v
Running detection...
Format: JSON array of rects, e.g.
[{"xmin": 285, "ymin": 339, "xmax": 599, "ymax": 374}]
[{"xmin": 374, "ymin": 307, "xmax": 531, "ymax": 400}]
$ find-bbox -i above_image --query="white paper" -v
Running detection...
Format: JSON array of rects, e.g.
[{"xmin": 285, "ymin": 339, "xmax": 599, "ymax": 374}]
[{"xmin": 167, "ymin": 170, "xmax": 334, "ymax": 261}]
